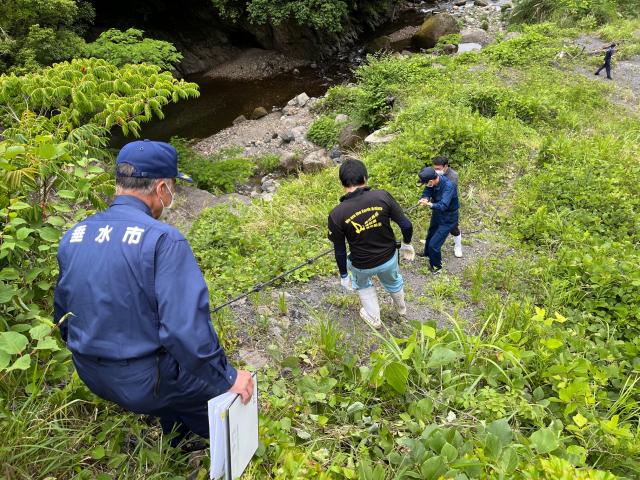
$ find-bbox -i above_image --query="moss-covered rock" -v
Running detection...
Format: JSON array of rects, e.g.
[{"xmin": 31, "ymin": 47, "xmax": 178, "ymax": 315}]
[{"xmin": 412, "ymin": 13, "xmax": 460, "ymax": 49}]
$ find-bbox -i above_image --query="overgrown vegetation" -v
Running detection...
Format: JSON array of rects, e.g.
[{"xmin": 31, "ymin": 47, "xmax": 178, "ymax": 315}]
[
  {"xmin": 0, "ymin": 1, "xmax": 183, "ymax": 73},
  {"xmin": 307, "ymin": 114, "xmax": 346, "ymax": 148},
  {"xmin": 510, "ymin": 0, "xmax": 640, "ymax": 26},
  {"xmin": 171, "ymin": 137, "xmax": 280, "ymax": 194},
  {"xmin": 210, "ymin": 0, "xmax": 399, "ymax": 32},
  {"xmin": 1, "ymin": 8, "xmax": 640, "ymax": 480}
]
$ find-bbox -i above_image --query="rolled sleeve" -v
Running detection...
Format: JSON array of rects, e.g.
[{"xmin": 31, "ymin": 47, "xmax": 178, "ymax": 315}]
[{"xmin": 155, "ymin": 235, "xmax": 236, "ymax": 392}]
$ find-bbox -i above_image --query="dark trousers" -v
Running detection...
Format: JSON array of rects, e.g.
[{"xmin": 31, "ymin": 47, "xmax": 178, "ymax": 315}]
[
  {"xmin": 424, "ymin": 218, "xmax": 456, "ymax": 269},
  {"xmin": 595, "ymin": 61, "xmax": 612, "ymax": 78},
  {"xmin": 450, "ymin": 224, "xmax": 460, "ymax": 236},
  {"xmin": 73, "ymin": 351, "xmax": 219, "ymax": 446}
]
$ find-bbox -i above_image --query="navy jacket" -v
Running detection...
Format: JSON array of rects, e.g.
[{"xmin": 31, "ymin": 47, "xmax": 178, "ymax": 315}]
[
  {"xmin": 604, "ymin": 46, "xmax": 614, "ymax": 63},
  {"xmin": 54, "ymin": 195, "xmax": 237, "ymax": 391},
  {"xmin": 421, "ymin": 175, "xmax": 459, "ymax": 224}
]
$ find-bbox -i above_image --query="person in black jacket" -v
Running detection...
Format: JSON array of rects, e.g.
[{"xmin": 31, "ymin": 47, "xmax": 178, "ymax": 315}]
[
  {"xmin": 328, "ymin": 159, "xmax": 414, "ymax": 328},
  {"xmin": 595, "ymin": 43, "xmax": 616, "ymax": 80}
]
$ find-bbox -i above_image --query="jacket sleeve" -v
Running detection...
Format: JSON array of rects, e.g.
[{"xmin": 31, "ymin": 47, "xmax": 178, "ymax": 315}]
[
  {"xmin": 154, "ymin": 234, "xmax": 237, "ymax": 392},
  {"xmin": 328, "ymin": 214, "xmax": 348, "ymax": 276},
  {"xmin": 421, "ymin": 186, "xmax": 433, "ymax": 200},
  {"xmin": 386, "ymin": 192, "xmax": 413, "ymax": 244}
]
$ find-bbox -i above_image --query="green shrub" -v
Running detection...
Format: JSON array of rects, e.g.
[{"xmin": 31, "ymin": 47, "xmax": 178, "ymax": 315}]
[
  {"xmin": 510, "ymin": 0, "xmax": 618, "ymax": 25},
  {"xmin": 437, "ymin": 33, "xmax": 462, "ymax": 47},
  {"xmin": 172, "ymin": 138, "xmax": 255, "ymax": 194},
  {"xmin": 255, "ymin": 153, "xmax": 280, "ymax": 173},
  {"xmin": 307, "ymin": 115, "xmax": 343, "ymax": 148},
  {"xmin": 83, "ymin": 28, "xmax": 183, "ymax": 71}
]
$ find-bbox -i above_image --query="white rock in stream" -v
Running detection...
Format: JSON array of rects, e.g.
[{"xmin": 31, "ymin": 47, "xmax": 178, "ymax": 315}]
[
  {"xmin": 296, "ymin": 92, "xmax": 310, "ymax": 107},
  {"xmin": 364, "ymin": 128, "xmax": 397, "ymax": 145}
]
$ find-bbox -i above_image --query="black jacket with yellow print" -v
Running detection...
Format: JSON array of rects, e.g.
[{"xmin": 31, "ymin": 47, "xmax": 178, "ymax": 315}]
[{"xmin": 328, "ymin": 187, "xmax": 412, "ymax": 271}]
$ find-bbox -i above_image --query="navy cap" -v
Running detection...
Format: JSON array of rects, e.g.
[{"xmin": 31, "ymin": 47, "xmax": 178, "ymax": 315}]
[
  {"xmin": 116, "ymin": 140, "xmax": 192, "ymax": 182},
  {"xmin": 418, "ymin": 166, "xmax": 438, "ymax": 184}
]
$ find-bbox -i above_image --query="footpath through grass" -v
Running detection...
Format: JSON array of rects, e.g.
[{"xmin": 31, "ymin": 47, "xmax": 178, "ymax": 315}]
[{"xmin": 1, "ymin": 20, "xmax": 640, "ymax": 480}]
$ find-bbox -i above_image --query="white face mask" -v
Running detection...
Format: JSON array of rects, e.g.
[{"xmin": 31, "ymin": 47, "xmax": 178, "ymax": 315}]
[
  {"xmin": 158, "ymin": 183, "xmax": 175, "ymax": 212},
  {"xmin": 435, "ymin": 169, "xmax": 446, "ymax": 176}
]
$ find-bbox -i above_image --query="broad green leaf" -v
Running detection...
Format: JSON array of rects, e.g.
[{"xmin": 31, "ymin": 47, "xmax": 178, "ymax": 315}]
[
  {"xmin": 441, "ymin": 442, "xmax": 458, "ymax": 462},
  {"xmin": 46, "ymin": 216, "xmax": 66, "ymax": 227},
  {"xmin": 573, "ymin": 413, "xmax": 588, "ymax": 428},
  {"xmin": 426, "ymin": 346, "xmax": 458, "ymax": 369},
  {"xmin": 0, "ymin": 285, "xmax": 16, "ymax": 303},
  {"xmin": 91, "ymin": 446, "xmax": 106, "ymax": 460},
  {"xmin": 38, "ymin": 227, "xmax": 61, "ymax": 243},
  {"xmin": 421, "ymin": 324, "xmax": 436, "ymax": 339},
  {"xmin": 544, "ymin": 338, "xmax": 563, "ymax": 349},
  {"xmin": 0, "ymin": 350, "xmax": 10, "ymax": 370},
  {"xmin": 0, "ymin": 331, "xmax": 28, "ymax": 354},
  {"xmin": 384, "ymin": 361, "xmax": 409, "ymax": 394},
  {"xmin": 0, "ymin": 269, "xmax": 19, "ymax": 281},
  {"xmin": 529, "ymin": 427, "xmax": 559, "ymax": 454},
  {"xmin": 16, "ymin": 227, "xmax": 34, "ymax": 240},
  {"xmin": 420, "ymin": 456, "xmax": 446, "ymax": 480},
  {"xmin": 6, "ymin": 354, "xmax": 31, "ymax": 372},
  {"xmin": 9, "ymin": 201, "xmax": 31, "ymax": 210},
  {"xmin": 486, "ymin": 418, "xmax": 513, "ymax": 446},
  {"xmin": 56, "ymin": 190, "xmax": 76, "ymax": 199},
  {"xmin": 29, "ymin": 324, "xmax": 51, "ymax": 341},
  {"xmin": 35, "ymin": 337, "xmax": 60, "ymax": 351},
  {"xmin": 4, "ymin": 145, "xmax": 25, "ymax": 159}
]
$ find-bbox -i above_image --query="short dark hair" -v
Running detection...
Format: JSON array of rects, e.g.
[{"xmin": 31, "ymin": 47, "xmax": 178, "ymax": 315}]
[
  {"xmin": 432, "ymin": 156, "xmax": 449, "ymax": 167},
  {"xmin": 116, "ymin": 162, "xmax": 162, "ymax": 193},
  {"xmin": 339, "ymin": 159, "xmax": 368, "ymax": 187}
]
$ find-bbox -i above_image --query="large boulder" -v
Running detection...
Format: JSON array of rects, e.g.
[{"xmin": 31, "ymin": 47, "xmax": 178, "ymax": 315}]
[
  {"xmin": 460, "ymin": 28, "xmax": 494, "ymax": 46},
  {"xmin": 252, "ymin": 106, "xmax": 268, "ymax": 119},
  {"xmin": 412, "ymin": 13, "xmax": 460, "ymax": 50},
  {"xmin": 279, "ymin": 151, "xmax": 301, "ymax": 172},
  {"xmin": 338, "ymin": 124, "xmax": 369, "ymax": 149},
  {"xmin": 367, "ymin": 35, "xmax": 392, "ymax": 52},
  {"xmin": 364, "ymin": 128, "xmax": 397, "ymax": 145},
  {"xmin": 302, "ymin": 149, "xmax": 334, "ymax": 173}
]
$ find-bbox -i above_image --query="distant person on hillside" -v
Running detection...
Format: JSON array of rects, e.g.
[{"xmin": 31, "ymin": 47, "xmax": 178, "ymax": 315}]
[
  {"xmin": 417, "ymin": 165, "xmax": 459, "ymax": 274},
  {"xmin": 432, "ymin": 156, "xmax": 462, "ymax": 258},
  {"xmin": 595, "ymin": 42, "xmax": 616, "ymax": 80},
  {"xmin": 54, "ymin": 140, "xmax": 253, "ymax": 451},
  {"xmin": 328, "ymin": 159, "xmax": 415, "ymax": 329}
]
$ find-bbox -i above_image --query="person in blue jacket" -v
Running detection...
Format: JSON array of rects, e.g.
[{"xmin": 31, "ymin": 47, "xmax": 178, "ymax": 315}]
[
  {"xmin": 595, "ymin": 43, "xmax": 616, "ymax": 80},
  {"xmin": 417, "ymin": 166, "xmax": 459, "ymax": 274},
  {"xmin": 54, "ymin": 140, "xmax": 253, "ymax": 449}
]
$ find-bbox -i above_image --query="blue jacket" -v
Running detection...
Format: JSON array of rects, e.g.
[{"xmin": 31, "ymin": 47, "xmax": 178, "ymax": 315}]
[
  {"xmin": 54, "ymin": 195, "xmax": 237, "ymax": 391},
  {"xmin": 604, "ymin": 46, "xmax": 614, "ymax": 62},
  {"xmin": 421, "ymin": 174, "xmax": 459, "ymax": 224}
]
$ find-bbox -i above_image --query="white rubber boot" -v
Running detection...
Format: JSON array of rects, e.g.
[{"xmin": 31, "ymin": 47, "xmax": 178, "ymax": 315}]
[
  {"xmin": 453, "ymin": 234, "xmax": 463, "ymax": 258},
  {"xmin": 390, "ymin": 289, "xmax": 407, "ymax": 316},
  {"xmin": 357, "ymin": 286, "xmax": 382, "ymax": 329}
]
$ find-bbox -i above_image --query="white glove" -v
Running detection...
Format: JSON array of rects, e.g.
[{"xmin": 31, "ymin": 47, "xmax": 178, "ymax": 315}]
[
  {"xmin": 400, "ymin": 242, "xmax": 415, "ymax": 261},
  {"xmin": 340, "ymin": 274, "xmax": 352, "ymax": 290}
]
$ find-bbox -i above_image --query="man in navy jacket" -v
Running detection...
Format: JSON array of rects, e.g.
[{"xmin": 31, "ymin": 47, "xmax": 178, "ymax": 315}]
[
  {"xmin": 418, "ymin": 166, "xmax": 459, "ymax": 274},
  {"xmin": 595, "ymin": 43, "xmax": 616, "ymax": 80},
  {"xmin": 54, "ymin": 140, "xmax": 253, "ymax": 448}
]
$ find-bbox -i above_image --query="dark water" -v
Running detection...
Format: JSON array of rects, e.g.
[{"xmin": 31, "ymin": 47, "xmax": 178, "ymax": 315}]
[
  {"xmin": 111, "ymin": 67, "xmax": 332, "ymax": 146},
  {"xmin": 110, "ymin": 4, "xmax": 445, "ymax": 146}
]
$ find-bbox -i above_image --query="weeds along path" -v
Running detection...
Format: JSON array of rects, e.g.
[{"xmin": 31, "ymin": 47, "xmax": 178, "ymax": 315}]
[
  {"xmin": 570, "ymin": 34, "xmax": 640, "ymax": 110},
  {"xmin": 215, "ymin": 184, "xmax": 518, "ymax": 367}
]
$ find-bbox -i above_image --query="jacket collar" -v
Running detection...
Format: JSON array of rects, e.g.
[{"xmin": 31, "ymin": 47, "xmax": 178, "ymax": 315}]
[
  {"xmin": 110, "ymin": 195, "xmax": 152, "ymax": 216},
  {"xmin": 340, "ymin": 186, "xmax": 370, "ymax": 202}
]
